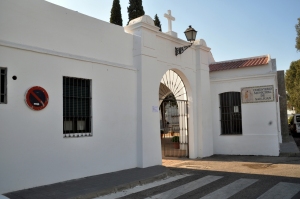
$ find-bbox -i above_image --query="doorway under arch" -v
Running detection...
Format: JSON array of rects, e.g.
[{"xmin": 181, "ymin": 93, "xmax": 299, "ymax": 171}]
[{"xmin": 159, "ymin": 70, "xmax": 189, "ymax": 157}]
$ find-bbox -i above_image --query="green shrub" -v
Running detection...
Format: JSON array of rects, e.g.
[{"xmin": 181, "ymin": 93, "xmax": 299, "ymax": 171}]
[{"xmin": 172, "ymin": 136, "xmax": 179, "ymax": 142}]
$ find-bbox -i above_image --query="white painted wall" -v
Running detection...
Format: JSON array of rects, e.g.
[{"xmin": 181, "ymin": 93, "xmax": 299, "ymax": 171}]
[
  {"xmin": 0, "ymin": 0, "xmax": 132, "ymax": 67},
  {"xmin": 0, "ymin": 46, "xmax": 138, "ymax": 194},
  {"xmin": 210, "ymin": 63, "xmax": 280, "ymax": 156},
  {"xmin": 0, "ymin": 0, "xmax": 137, "ymax": 194}
]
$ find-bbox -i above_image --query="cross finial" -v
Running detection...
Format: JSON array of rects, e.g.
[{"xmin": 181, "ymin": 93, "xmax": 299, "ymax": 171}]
[{"xmin": 164, "ymin": 10, "xmax": 175, "ymax": 32}]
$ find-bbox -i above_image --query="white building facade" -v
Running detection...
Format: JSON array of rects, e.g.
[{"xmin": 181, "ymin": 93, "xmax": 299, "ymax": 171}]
[{"xmin": 0, "ymin": 0, "xmax": 281, "ymax": 194}]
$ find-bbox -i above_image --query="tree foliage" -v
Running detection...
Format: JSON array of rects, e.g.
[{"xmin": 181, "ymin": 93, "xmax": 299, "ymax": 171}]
[
  {"xmin": 296, "ymin": 18, "xmax": 300, "ymax": 51},
  {"xmin": 127, "ymin": 0, "xmax": 145, "ymax": 25},
  {"xmin": 154, "ymin": 14, "xmax": 162, "ymax": 31},
  {"xmin": 286, "ymin": 93, "xmax": 294, "ymax": 110},
  {"xmin": 286, "ymin": 60, "xmax": 300, "ymax": 113},
  {"xmin": 110, "ymin": 0, "xmax": 123, "ymax": 26},
  {"xmin": 288, "ymin": 115, "xmax": 294, "ymax": 124}
]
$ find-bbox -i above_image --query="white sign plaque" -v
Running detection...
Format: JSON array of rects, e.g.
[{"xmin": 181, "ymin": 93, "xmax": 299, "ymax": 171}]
[
  {"xmin": 152, "ymin": 106, "xmax": 159, "ymax": 112},
  {"xmin": 241, "ymin": 85, "xmax": 274, "ymax": 103}
]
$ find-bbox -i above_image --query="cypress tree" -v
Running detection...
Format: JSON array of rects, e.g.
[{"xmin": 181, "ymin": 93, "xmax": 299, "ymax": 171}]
[
  {"xmin": 110, "ymin": 0, "xmax": 123, "ymax": 26},
  {"xmin": 127, "ymin": 0, "xmax": 145, "ymax": 25},
  {"xmin": 154, "ymin": 14, "xmax": 162, "ymax": 31},
  {"xmin": 296, "ymin": 18, "xmax": 300, "ymax": 51}
]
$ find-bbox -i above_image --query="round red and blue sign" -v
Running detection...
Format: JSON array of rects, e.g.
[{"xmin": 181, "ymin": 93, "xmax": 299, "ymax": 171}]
[{"xmin": 25, "ymin": 86, "xmax": 49, "ymax": 111}]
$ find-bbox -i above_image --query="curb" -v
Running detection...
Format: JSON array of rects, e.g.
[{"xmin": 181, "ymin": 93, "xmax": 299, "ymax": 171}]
[
  {"xmin": 73, "ymin": 169, "xmax": 176, "ymax": 199},
  {"xmin": 279, "ymin": 152, "xmax": 300, "ymax": 157}
]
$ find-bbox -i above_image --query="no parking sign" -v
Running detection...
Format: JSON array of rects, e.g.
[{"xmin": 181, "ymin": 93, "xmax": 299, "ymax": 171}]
[{"xmin": 25, "ymin": 86, "xmax": 49, "ymax": 111}]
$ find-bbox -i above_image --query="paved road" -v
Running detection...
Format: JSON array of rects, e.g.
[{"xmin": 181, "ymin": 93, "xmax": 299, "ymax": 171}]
[
  {"xmin": 96, "ymin": 156, "xmax": 300, "ymax": 199},
  {"xmin": 97, "ymin": 169, "xmax": 300, "ymax": 199}
]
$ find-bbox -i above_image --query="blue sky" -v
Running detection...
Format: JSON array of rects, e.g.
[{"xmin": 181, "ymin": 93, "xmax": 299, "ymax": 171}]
[{"xmin": 46, "ymin": 0, "xmax": 299, "ymax": 71}]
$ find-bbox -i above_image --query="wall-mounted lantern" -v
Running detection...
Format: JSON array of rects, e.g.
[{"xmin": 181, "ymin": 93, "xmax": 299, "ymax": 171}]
[{"xmin": 175, "ymin": 25, "xmax": 197, "ymax": 56}]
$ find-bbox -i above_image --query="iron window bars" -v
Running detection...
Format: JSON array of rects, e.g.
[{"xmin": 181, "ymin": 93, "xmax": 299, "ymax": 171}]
[
  {"xmin": 63, "ymin": 76, "xmax": 92, "ymax": 137},
  {"xmin": 0, "ymin": 67, "xmax": 7, "ymax": 104},
  {"xmin": 219, "ymin": 92, "xmax": 242, "ymax": 135}
]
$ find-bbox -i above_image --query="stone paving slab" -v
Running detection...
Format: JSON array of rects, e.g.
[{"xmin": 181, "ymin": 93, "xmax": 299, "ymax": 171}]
[
  {"xmin": 280, "ymin": 135, "xmax": 300, "ymax": 156},
  {"xmin": 4, "ymin": 166, "xmax": 170, "ymax": 199}
]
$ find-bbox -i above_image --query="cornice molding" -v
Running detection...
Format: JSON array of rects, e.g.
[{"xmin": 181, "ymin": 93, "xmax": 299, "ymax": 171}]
[
  {"xmin": 157, "ymin": 32, "xmax": 191, "ymax": 46},
  {"xmin": 198, "ymin": 45, "xmax": 211, "ymax": 52},
  {"xmin": 0, "ymin": 39, "xmax": 136, "ymax": 71}
]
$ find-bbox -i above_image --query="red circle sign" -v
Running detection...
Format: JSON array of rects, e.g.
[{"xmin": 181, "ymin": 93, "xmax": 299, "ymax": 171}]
[{"xmin": 25, "ymin": 86, "xmax": 49, "ymax": 111}]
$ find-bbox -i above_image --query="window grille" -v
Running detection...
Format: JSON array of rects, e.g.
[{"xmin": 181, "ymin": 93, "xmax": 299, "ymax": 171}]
[
  {"xmin": 219, "ymin": 92, "xmax": 242, "ymax": 135},
  {"xmin": 63, "ymin": 76, "xmax": 92, "ymax": 137},
  {"xmin": 0, "ymin": 68, "xmax": 7, "ymax": 104}
]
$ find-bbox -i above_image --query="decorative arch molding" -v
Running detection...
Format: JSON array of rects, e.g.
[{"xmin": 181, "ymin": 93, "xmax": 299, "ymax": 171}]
[{"xmin": 159, "ymin": 70, "xmax": 187, "ymax": 102}]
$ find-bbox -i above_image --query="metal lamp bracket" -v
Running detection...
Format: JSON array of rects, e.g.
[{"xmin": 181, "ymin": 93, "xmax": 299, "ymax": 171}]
[{"xmin": 175, "ymin": 43, "xmax": 193, "ymax": 56}]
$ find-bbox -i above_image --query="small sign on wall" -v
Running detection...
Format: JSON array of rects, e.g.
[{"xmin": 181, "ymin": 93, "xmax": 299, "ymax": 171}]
[
  {"xmin": 152, "ymin": 106, "xmax": 159, "ymax": 112},
  {"xmin": 25, "ymin": 86, "xmax": 49, "ymax": 110},
  {"xmin": 241, "ymin": 85, "xmax": 274, "ymax": 103}
]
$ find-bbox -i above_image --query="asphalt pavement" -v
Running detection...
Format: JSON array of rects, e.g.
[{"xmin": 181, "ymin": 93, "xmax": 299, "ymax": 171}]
[
  {"xmin": 113, "ymin": 166, "xmax": 300, "ymax": 199},
  {"xmin": 3, "ymin": 166, "xmax": 171, "ymax": 199}
]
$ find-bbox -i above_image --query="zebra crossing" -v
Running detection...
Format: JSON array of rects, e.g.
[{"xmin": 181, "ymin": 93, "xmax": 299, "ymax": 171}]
[
  {"xmin": 257, "ymin": 182, "xmax": 300, "ymax": 199},
  {"xmin": 200, "ymin": 178, "xmax": 258, "ymax": 199},
  {"xmin": 96, "ymin": 174, "xmax": 300, "ymax": 199},
  {"xmin": 145, "ymin": 175, "xmax": 222, "ymax": 199}
]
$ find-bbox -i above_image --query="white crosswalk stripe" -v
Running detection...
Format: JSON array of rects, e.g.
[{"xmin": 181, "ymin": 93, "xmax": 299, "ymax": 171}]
[
  {"xmin": 95, "ymin": 174, "xmax": 191, "ymax": 199},
  {"xmin": 257, "ymin": 182, "xmax": 300, "ymax": 199},
  {"xmin": 95, "ymin": 175, "xmax": 300, "ymax": 199},
  {"xmin": 200, "ymin": 178, "xmax": 258, "ymax": 199},
  {"xmin": 145, "ymin": 175, "xmax": 223, "ymax": 199}
]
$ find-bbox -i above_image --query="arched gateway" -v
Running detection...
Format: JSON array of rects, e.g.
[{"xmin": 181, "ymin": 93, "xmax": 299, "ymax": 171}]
[{"xmin": 159, "ymin": 70, "xmax": 189, "ymax": 157}]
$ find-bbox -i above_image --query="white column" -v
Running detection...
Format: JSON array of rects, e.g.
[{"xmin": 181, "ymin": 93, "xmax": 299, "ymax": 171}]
[
  {"xmin": 125, "ymin": 16, "xmax": 162, "ymax": 168},
  {"xmin": 195, "ymin": 41, "xmax": 214, "ymax": 158}
]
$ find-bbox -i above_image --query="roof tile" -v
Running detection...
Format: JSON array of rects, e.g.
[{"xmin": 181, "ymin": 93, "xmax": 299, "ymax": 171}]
[{"xmin": 209, "ymin": 56, "xmax": 269, "ymax": 72}]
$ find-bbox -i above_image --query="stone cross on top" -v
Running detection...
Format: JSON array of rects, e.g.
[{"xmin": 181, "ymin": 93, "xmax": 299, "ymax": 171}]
[{"xmin": 164, "ymin": 10, "xmax": 175, "ymax": 32}]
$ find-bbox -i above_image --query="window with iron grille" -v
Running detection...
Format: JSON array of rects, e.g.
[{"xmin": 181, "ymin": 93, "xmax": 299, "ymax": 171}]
[
  {"xmin": 0, "ymin": 67, "xmax": 7, "ymax": 104},
  {"xmin": 219, "ymin": 92, "xmax": 242, "ymax": 135},
  {"xmin": 63, "ymin": 76, "xmax": 92, "ymax": 137}
]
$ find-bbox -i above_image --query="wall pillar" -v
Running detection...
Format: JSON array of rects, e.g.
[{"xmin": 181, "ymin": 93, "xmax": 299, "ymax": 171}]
[
  {"xmin": 125, "ymin": 16, "xmax": 162, "ymax": 168},
  {"xmin": 194, "ymin": 40, "xmax": 214, "ymax": 157},
  {"xmin": 277, "ymin": 70, "xmax": 289, "ymax": 142}
]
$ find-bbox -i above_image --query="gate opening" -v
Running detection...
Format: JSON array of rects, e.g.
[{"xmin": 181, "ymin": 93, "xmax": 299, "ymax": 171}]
[{"xmin": 159, "ymin": 70, "xmax": 189, "ymax": 157}]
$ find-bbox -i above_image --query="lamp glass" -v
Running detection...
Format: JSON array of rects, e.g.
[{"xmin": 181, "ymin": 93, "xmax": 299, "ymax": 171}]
[{"xmin": 184, "ymin": 25, "xmax": 197, "ymax": 42}]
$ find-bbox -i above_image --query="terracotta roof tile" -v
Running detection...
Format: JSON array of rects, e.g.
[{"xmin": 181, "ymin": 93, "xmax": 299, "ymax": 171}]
[{"xmin": 209, "ymin": 56, "xmax": 269, "ymax": 72}]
